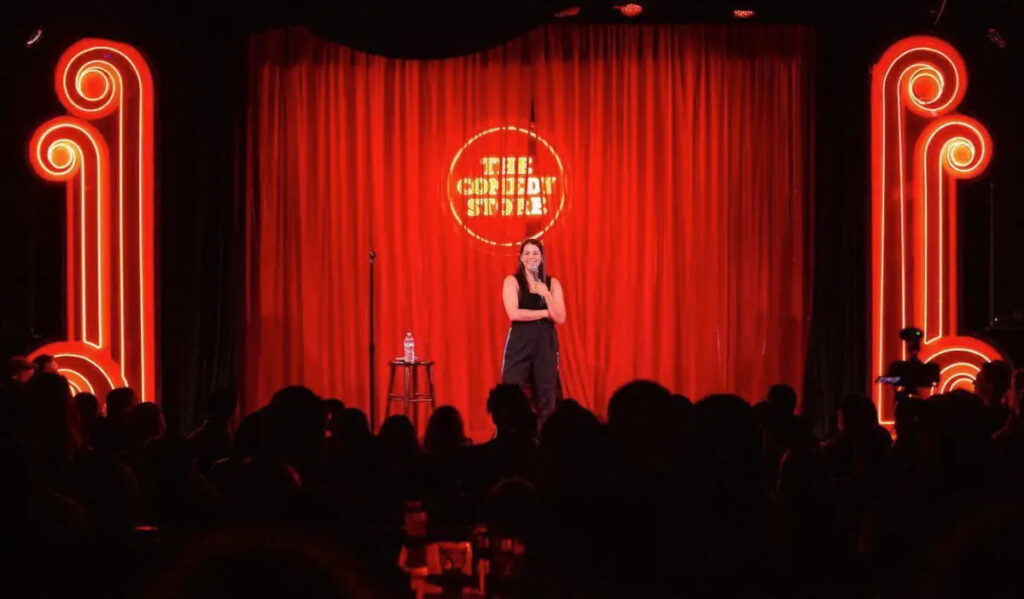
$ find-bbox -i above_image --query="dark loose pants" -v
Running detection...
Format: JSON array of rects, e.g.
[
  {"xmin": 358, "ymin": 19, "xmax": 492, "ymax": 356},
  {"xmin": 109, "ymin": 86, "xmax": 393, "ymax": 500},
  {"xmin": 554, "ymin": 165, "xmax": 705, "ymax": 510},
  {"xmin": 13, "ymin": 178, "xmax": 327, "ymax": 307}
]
[{"xmin": 500, "ymin": 321, "xmax": 559, "ymax": 425}]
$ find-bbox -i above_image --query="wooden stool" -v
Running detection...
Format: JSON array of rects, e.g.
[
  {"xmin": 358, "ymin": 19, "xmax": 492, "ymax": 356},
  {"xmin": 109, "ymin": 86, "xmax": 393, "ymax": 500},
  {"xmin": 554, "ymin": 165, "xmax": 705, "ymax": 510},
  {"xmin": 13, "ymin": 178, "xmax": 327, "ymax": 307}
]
[{"xmin": 387, "ymin": 359, "xmax": 436, "ymax": 431}]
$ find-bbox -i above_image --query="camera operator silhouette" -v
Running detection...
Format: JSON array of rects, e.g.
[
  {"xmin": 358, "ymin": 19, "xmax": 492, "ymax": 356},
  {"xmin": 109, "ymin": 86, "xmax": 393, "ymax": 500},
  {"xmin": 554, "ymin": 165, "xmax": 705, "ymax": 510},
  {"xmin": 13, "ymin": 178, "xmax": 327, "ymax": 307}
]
[{"xmin": 878, "ymin": 327, "xmax": 941, "ymax": 403}]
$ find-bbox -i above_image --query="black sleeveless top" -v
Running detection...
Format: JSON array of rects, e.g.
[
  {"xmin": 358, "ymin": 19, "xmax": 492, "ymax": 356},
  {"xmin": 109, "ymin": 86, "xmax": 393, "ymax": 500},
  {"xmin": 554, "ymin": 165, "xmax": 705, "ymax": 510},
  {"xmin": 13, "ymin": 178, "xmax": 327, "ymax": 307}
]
[{"xmin": 514, "ymin": 271, "xmax": 550, "ymax": 310}]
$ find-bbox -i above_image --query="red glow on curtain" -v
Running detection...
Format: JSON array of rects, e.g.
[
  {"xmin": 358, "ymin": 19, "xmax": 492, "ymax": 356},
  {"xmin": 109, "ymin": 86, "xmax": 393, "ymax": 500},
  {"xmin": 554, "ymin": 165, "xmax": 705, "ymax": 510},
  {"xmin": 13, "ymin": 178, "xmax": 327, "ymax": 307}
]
[{"xmin": 245, "ymin": 25, "xmax": 814, "ymax": 440}]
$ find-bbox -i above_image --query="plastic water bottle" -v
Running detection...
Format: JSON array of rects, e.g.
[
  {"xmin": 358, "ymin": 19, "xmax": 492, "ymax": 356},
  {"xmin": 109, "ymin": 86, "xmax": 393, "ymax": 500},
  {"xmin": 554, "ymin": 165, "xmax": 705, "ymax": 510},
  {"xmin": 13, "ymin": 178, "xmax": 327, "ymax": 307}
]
[{"xmin": 403, "ymin": 331, "xmax": 415, "ymax": 363}]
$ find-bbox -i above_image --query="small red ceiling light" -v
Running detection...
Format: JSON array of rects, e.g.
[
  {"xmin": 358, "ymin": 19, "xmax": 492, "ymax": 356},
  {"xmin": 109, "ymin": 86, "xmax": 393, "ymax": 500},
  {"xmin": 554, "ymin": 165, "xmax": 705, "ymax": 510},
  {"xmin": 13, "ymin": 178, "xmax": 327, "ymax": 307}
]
[
  {"xmin": 555, "ymin": 6, "xmax": 581, "ymax": 17},
  {"xmin": 733, "ymin": 8, "xmax": 756, "ymax": 19},
  {"xmin": 617, "ymin": 3, "xmax": 643, "ymax": 17}
]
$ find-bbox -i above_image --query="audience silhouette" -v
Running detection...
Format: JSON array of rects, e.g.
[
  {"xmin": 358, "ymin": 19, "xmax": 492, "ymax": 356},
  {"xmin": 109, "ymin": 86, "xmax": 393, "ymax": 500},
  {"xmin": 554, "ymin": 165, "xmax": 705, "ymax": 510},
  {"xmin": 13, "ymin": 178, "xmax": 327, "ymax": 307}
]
[{"xmin": 4, "ymin": 360, "xmax": 1024, "ymax": 598}]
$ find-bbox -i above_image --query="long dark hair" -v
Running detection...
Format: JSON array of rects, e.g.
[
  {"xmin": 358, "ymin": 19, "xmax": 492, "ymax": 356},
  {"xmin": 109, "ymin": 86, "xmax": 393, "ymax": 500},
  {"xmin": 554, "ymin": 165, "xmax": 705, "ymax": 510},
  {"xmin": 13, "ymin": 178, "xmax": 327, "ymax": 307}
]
[
  {"xmin": 423, "ymin": 406, "xmax": 467, "ymax": 459},
  {"xmin": 515, "ymin": 238, "xmax": 547, "ymax": 294}
]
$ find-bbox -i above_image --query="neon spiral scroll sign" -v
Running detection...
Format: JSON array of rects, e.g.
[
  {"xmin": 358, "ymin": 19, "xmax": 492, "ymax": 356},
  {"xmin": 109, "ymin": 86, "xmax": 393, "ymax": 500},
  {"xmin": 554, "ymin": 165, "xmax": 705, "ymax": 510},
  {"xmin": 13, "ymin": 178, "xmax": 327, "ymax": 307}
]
[
  {"xmin": 27, "ymin": 39, "xmax": 156, "ymax": 402},
  {"xmin": 871, "ymin": 36, "xmax": 1004, "ymax": 423}
]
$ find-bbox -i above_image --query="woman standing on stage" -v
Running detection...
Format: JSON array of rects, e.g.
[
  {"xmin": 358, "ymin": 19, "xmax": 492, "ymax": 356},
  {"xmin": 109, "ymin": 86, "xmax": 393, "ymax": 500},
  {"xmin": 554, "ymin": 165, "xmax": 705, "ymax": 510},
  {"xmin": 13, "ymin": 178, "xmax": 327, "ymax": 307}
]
[{"xmin": 500, "ymin": 239, "xmax": 567, "ymax": 425}]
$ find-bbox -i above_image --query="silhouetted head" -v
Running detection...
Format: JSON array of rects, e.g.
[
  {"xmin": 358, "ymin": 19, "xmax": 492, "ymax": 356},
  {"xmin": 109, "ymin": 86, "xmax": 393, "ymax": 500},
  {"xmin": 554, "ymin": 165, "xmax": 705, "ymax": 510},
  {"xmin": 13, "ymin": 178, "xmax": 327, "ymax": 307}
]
[
  {"xmin": 378, "ymin": 415, "xmax": 418, "ymax": 458},
  {"xmin": 899, "ymin": 326, "xmax": 924, "ymax": 356},
  {"xmin": 330, "ymin": 408, "xmax": 371, "ymax": 448},
  {"xmin": 487, "ymin": 383, "xmax": 535, "ymax": 440},
  {"xmin": 322, "ymin": 398, "xmax": 345, "ymax": 426},
  {"xmin": 266, "ymin": 386, "xmax": 325, "ymax": 471},
  {"xmin": 916, "ymin": 391, "xmax": 991, "ymax": 479},
  {"xmin": 692, "ymin": 394, "xmax": 762, "ymax": 484},
  {"xmin": 423, "ymin": 406, "xmax": 467, "ymax": 458},
  {"xmin": 31, "ymin": 354, "xmax": 59, "ymax": 375},
  {"xmin": 607, "ymin": 380, "xmax": 683, "ymax": 471},
  {"xmin": 767, "ymin": 384, "xmax": 798, "ymax": 416},
  {"xmin": 74, "ymin": 392, "xmax": 99, "ymax": 420},
  {"xmin": 606, "ymin": 380, "xmax": 673, "ymax": 431},
  {"xmin": 128, "ymin": 402, "xmax": 166, "ymax": 446},
  {"xmin": 105, "ymin": 387, "xmax": 139, "ymax": 421},
  {"xmin": 487, "ymin": 384, "xmax": 526, "ymax": 427},
  {"xmin": 607, "ymin": 380, "xmax": 674, "ymax": 432},
  {"xmin": 538, "ymin": 399, "xmax": 607, "ymax": 488},
  {"xmin": 540, "ymin": 399, "xmax": 604, "ymax": 448}
]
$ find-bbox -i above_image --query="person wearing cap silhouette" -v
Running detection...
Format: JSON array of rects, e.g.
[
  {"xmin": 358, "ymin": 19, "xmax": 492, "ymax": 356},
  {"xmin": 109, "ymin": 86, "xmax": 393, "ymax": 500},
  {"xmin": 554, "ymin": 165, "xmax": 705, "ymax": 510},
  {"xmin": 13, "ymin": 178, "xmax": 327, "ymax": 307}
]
[
  {"xmin": 884, "ymin": 327, "xmax": 940, "ymax": 402},
  {"xmin": 32, "ymin": 354, "xmax": 59, "ymax": 375}
]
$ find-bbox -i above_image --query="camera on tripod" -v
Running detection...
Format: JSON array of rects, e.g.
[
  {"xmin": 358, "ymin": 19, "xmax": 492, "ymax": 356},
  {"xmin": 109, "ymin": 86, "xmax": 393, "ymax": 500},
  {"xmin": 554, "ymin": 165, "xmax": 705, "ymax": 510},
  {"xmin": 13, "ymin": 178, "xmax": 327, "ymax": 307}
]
[{"xmin": 877, "ymin": 327, "xmax": 940, "ymax": 401}]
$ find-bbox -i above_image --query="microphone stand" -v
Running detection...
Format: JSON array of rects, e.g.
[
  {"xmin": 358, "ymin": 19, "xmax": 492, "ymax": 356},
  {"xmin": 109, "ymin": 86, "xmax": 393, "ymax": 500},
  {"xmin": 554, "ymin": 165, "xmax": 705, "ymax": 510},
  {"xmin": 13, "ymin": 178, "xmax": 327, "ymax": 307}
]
[{"xmin": 369, "ymin": 250, "xmax": 376, "ymax": 432}]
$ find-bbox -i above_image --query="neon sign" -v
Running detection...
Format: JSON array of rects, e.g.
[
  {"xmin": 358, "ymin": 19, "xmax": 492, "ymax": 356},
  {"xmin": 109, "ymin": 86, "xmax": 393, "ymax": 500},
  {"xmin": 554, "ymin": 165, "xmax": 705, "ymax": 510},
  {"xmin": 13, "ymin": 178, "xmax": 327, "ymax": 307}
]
[
  {"xmin": 26, "ymin": 39, "xmax": 156, "ymax": 403},
  {"xmin": 447, "ymin": 126, "xmax": 566, "ymax": 248},
  {"xmin": 871, "ymin": 36, "xmax": 1004, "ymax": 423}
]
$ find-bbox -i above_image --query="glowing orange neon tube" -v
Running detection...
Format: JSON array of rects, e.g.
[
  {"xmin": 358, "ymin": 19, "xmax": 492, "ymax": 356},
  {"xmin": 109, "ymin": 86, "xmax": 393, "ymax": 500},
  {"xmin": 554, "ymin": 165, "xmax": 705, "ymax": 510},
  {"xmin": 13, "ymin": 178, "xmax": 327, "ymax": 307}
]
[
  {"xmin": 26, "ymin": 39, "xmax": 156, "ymax": 403},
  {"xmin": 871, "ymin": 36, "xmax": 1005, "ymax": 422}
]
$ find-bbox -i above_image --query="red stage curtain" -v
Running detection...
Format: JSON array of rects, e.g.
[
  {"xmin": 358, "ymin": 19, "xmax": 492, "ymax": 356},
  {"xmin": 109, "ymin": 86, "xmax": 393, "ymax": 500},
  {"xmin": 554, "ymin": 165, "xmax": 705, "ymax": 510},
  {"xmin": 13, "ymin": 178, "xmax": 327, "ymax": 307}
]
[{"xmin": 244, "ymin": 25, "xmax": 814, "ymax": 440}]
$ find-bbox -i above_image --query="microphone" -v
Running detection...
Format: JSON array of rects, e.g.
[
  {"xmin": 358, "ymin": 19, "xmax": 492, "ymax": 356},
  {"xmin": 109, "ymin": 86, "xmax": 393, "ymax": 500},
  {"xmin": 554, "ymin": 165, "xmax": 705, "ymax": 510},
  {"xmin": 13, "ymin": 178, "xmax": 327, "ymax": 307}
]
[
  {"xmin": 528, "ymin": 266, "xmax": 546, "ymax": 306},
  {"xmin": 529, "ymin": 266, "xmax": 542, "ymax": 288}
]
